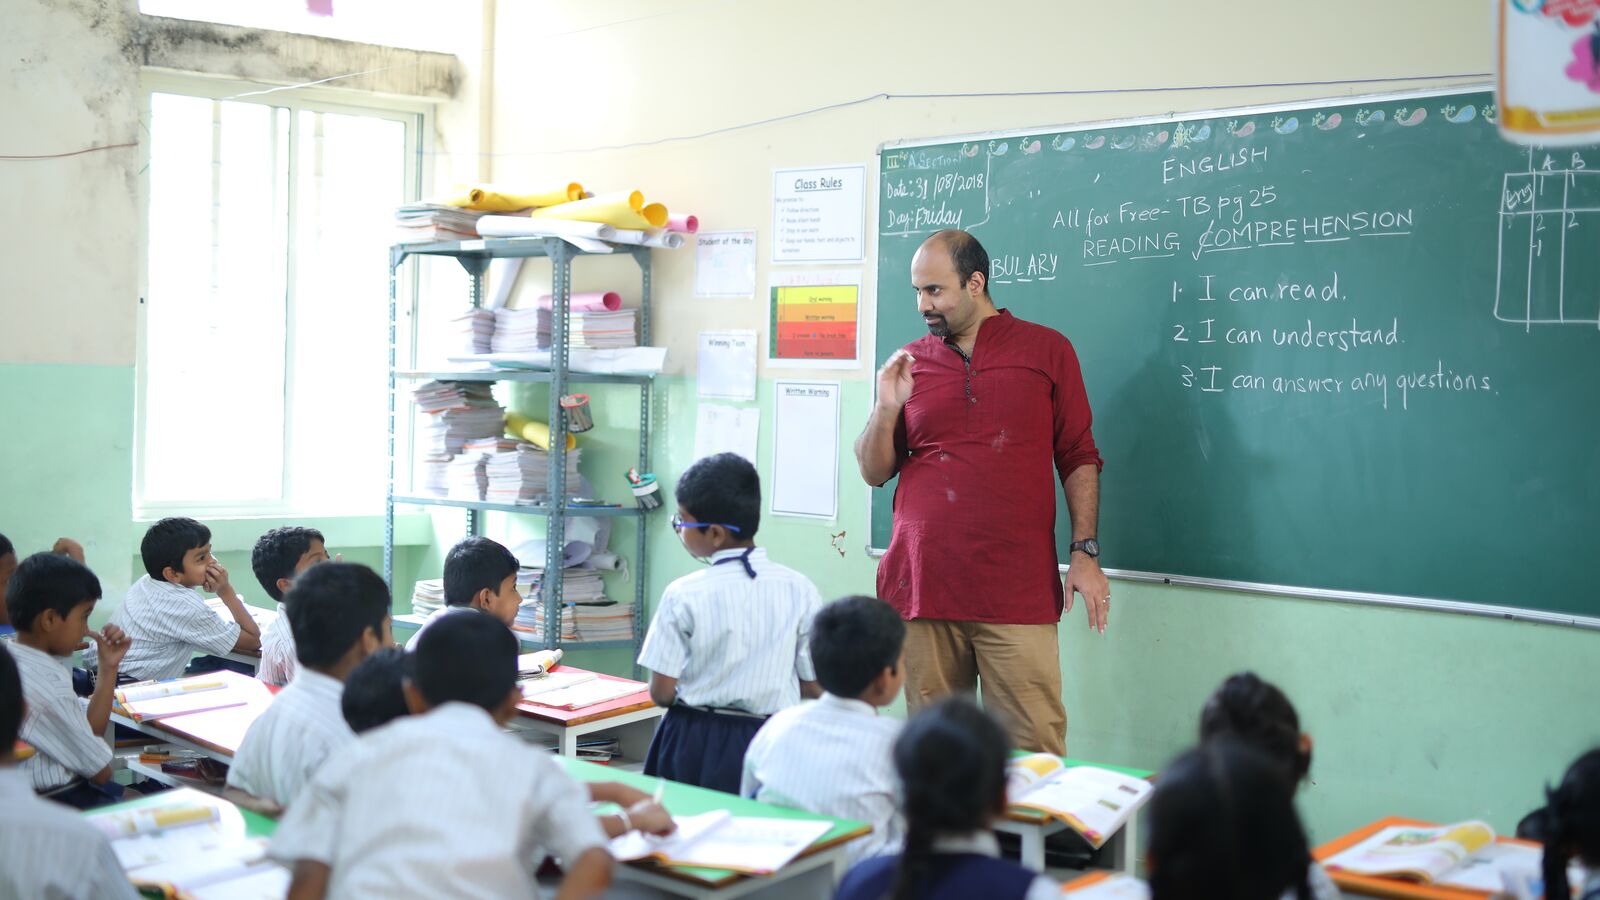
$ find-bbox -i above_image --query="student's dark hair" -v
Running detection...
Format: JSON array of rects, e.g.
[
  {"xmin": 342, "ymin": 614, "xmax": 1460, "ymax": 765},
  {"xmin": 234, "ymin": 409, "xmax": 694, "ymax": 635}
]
[
  {"xmin": 0, "ymin": 644, "xmax": 22, "ymax": 749},
  {"xmin": 410, "ymin": 609, "xmax": 518, "ymax": 712},
  {"xmin": 341, "ymin": 647, "xmax": 410, "ymax": 734},
  {"xmin": 251, "ymin": 526, "xmax": 326, "ymax": 602},
  {"xmin": 284, "ymin": 562, "xmax": 390, "ymax": 669},
  {"xmin": 674, "ymin": 452, "xmax": 761, "ymax": 540},
  {"xmin": 0, "ymin": 532, "xmax": 13, "ymax": 559},
  {"xmin": 1199, "ymin": 671, "xmax": 1311, "ymax": 783},
  {"xmin": 1539, "ymin": 748, "xmax": 1600, "ymax": 900},
  {"xmin": 140, "ymin": 517, "xmax": 211, "ymax": 580},
  {"xmin": 891, "ymin": 697, "xmax": 1010, "ymax": 900},
  {"xmin": 442, "ymin": 536, "xmax": 520, "ymax": 607},
  {"xmin": 810, "ymin": 595, "xmax": 906, "ymax": 698},
  {"xmin": 928, "ymin": 229, "xmax": 991, "ymax": 296},
  {"xmin": 1147, "ymin": 740, "xmax": 1313, "ymax": 900},
  {"xmin": 7, "ymin": 553, "xmax": 102, "ymax": 632}
]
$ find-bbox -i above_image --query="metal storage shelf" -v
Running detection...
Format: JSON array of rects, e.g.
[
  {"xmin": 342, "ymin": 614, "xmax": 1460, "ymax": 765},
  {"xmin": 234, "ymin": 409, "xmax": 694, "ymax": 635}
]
[{"xmin": 392, "ymin": 495, "xmax": 645, "ymax": 517}]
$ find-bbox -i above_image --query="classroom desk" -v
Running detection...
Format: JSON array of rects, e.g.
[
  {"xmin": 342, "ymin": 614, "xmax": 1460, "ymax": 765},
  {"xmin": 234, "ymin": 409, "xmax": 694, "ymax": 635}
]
[
  {"xmin": 559, "ymin": 756, "xmax": 871, "ymax": 899},
  {"xmin": 1313, "ymin": 816, "xmax": 1544, "ymax": 900},
  {"xmin": 995, "ymin": 755, "xmax": 1155, "ymax": 875},
  {"xmin": 110, "ymin": 670, "xmax": 275, "ymax": 765},
  {"xmin": 204, "ymin": 598, "xmax": 274, "ymax": 672},
  {"xmin": 515, "ymin": 664, "xmax": 665, "ymax": 760}
]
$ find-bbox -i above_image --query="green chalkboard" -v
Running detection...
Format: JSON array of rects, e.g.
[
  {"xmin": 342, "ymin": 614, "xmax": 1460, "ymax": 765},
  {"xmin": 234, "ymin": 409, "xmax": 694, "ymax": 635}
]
[{"xmin": 870, "ymin": 88, "xmax": 1600, "ymax": 624}]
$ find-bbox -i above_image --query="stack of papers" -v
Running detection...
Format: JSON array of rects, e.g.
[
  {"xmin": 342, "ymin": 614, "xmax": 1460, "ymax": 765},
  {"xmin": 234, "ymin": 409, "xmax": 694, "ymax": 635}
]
[
  {"xmin": 490, "ymin": 307, "xmax": 543, "ymax": 354},
  {"xmin": 394, "ymin": 203, "xmax": 485, "ymax": 243},
  {"xmin": 452, "ymin": 308, "xmax": 495, "ymax": 355},
  {"xmin": 537, "ymin": 308, "xmax": 638, "ymax": 349},
  {"xmin": 410, "ymin": 579, "xmax": 445, "ymax": 617},
  {"xmin": 524, "ymin": 575, "xmax": 634, "ymax": 643},
  {"xmin": 446, "ymin": 450, "xmax": 489, "ymax": 501},
  {"xmin": 485, "ymin": 442, "xmax": 581, "ymax": 504},
  {"xmin": 412, "ymin": 381, "xmax": 504, "ymax": 496}
]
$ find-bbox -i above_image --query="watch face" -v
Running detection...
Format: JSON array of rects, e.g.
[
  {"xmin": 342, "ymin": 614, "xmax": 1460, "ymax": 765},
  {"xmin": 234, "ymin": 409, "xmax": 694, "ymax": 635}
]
[{"xmin": 1083, "ymin": 539, "xmax": 1100, "ymax": 557}]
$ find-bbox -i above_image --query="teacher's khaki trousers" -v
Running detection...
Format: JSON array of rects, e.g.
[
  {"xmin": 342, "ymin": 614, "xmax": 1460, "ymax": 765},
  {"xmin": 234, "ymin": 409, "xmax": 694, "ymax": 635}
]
[{"xmin": 903, "ymin": 619, "xmax": 1067, "ymax": 756}]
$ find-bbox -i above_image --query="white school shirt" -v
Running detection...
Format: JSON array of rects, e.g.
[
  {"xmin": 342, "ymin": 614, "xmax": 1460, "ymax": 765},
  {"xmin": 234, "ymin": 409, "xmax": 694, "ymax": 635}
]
[
  {"xmin": 636, "ymin": 547, "xmax": 822, "ymax": 714},
  {"xmin": 269, "ymin": 702, "xmax": 608, "ymax": 899},
  {"xmin": 110, "ymin": 575, "xmax": 241, "ymax": 680},
  {"xmin": 256, "ymin": 604, "xmax": 297, "ymax": 686},
  {"xmin": 11, "ymin": 641, "xmax": 112, "ymax": 791},
  {"xmin": 935, "ymin": 832, "xmax": 1060, "ymax": 900},
  {"xmin": 402, "ymin": 606, "xmax": 459, "ymax": 651},
  {"xmin": 226, "ymin": 669, "xmax": 353, "ymax": 808},
  {"xmin": 741, "ymin": 692, "xmax": 903, "ymax": 864},
  {"xmin": 0, "ymin": 767, "xmax": 139, "ymax": 899}
]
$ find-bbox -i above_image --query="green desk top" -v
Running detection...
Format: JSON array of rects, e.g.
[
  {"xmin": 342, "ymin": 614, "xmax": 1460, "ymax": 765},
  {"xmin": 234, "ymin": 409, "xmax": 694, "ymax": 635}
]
[
  {"xmin": 1006, "ymin": 752, "xmax": 1157, "ymax": 825},
  {"xmin": 560, "ymin": 757, "xmax": 870, "ymax": 887}
]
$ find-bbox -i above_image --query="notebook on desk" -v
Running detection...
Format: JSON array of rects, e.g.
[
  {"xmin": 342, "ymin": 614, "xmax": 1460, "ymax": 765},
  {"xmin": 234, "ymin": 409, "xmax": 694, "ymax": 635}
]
[
  {"xmin": 608, "ymin": 810, "xmax": 832, "ymax": 875},
  {"xmin": 1316, "ymin": 817, "xmax": 1581, "ymax": 899}
]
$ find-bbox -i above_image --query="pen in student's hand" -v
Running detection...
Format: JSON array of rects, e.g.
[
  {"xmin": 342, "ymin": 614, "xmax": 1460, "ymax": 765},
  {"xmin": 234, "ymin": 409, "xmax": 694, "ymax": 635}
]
[{"xmin": 653, "ymin": 781, "xmax": 665, "ymax": 804}]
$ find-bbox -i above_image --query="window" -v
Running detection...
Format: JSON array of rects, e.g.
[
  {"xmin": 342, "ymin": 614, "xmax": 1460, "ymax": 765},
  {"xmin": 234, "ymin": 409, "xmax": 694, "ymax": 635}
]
[{"xmin": 138, "ymin": 77, "xmax": 424, "ymax": 516}]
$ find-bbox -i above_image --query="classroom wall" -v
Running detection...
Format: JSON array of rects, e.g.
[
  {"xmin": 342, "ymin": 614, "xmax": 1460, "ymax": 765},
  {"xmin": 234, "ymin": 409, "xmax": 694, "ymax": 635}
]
[
  {"xmin": 0, "ymin": 0, "xmax": 478, "ymax": 613},
  {"xmin": 484, "ymin": 0, "xmax": 1600, "ymax": 842}
]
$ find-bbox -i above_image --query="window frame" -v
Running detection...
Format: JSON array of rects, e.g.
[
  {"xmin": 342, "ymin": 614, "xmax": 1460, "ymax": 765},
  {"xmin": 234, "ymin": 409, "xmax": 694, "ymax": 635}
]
[{"xmin": 135, "ymin": 71, "xmax": 430, "ymax": 518}]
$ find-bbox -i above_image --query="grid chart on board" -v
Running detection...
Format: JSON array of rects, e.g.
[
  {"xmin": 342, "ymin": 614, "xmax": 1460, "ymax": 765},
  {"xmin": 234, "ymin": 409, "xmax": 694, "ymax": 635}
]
[{"xmin": 1495, "ymin": 164, "xmax": 1600, "ymax": 331}]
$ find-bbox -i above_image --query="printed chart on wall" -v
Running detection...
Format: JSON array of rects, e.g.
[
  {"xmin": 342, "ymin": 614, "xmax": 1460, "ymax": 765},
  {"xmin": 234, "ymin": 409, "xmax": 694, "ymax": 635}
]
[
  {"xmin": 870, "ymin": 86, "xmax": 1600, "ymax": 623},
  {"xmin": 771, "ymin": 381, "xmax": 841, "ymax": 520},
  {"xmin": 769, "ymin": 270, "xmax": 862, "ymax": 368},
  {"xmin": 772, "ymin": 165, "xmax": 866, "ymax": 263},
  {"xmin": 694, "ymin": 230, "xmax": 758, "ymax": 298}
]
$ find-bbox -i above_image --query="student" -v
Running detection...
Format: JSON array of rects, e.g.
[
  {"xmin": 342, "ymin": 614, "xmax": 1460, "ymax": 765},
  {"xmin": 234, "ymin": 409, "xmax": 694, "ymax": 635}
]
[
  {"xmin": 250, "ymin": 526, "xmax": 331, "ymax": 686},
  {"xmin": 111, "ymin": 517, "xmax": 261, "ymax": 681},
  {"xmin": 742, "ymin": 594, "xmax": 906, "ymax": 863},
  {"xmin": 0, "ymin": 532, "xmax": 85, "ymax": 639},
  {"xmin": 837, "ymin": 698, "xmax": 1057, "ymax": 900},
  {"xmin": 271, "ymin": 610, "xmax": 613, "ymax": 899},
  {"xmin": 1529, "ymin": 748, "xmax": 1600, "ymax": 900},
  {"xmin": 340, "ymin": 646, "xmax": 409, "ymax": 734},
  {"xmin": 8, "ymin": 553, "xmax": 134, "ymax": 808},
  {"xmin": 1145, "ymin": 740, "xmax": 1314, "ymax": 900},
  {"xmin": 1198, "ymin": 672, "xmax": 1339, "ymax": 900},
  {"xmin": 637, "ymin": 452, "xmax": 823, "ymax": 793},
  {"xmin": 403, "ymin": 536, "xmax": 522, "ymax": 651},
  {"xmin": 0, "ymin": 644, "xmax": 140, "ymax": 899},
  {"xmin": 226, "ymin": 562, "xmax": 390, "ymax": 809}
]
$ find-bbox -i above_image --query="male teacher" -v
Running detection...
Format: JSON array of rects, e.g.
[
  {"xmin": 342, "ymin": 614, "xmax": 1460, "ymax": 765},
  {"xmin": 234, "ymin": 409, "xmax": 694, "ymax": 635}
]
[{"xmin": 854, "ymin": 229, "xmax": 1107, "ymax": 755}]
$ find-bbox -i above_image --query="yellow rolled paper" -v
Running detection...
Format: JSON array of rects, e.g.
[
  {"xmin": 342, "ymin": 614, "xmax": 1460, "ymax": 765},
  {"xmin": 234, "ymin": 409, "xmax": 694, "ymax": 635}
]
[
  {"xmin": 436, "ymin": 183, "xmax": 584, "ymax": 211},
  {"xmin": 505, "ymin": 411, "xmax": 578, "ymax": 451},
  {"xmin": 528, "ymin": 191, "xmax": 670, "ymax": 229}
]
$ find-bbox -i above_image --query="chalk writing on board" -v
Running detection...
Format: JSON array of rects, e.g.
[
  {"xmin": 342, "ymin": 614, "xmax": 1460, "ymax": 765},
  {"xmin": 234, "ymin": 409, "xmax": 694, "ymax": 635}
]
[{"xmin": 1493, "ymin": 153, "xmax": 1600, "ymax": 331}]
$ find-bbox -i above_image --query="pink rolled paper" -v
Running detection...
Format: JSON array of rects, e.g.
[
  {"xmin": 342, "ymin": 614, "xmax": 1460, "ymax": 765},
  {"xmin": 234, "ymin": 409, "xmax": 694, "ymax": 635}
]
[
  {"xmin": 665, "ymin": 213, "xmax": 699, "ymax": 234},
  {"xmin": 537, "ymin": 291, "xmax": 622, "ymax": 312}
]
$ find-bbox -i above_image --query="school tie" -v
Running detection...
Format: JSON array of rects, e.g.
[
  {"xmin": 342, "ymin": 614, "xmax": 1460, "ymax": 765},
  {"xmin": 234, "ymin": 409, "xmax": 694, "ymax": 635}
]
[{"xmin": 712, "ymin": 548, "xmax": 757, "ymax": 579}]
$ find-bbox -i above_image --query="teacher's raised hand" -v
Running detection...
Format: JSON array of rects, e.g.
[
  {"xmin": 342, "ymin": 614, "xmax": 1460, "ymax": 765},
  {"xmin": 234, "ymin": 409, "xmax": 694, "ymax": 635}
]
[{"xmin": 876, "ymin": 349, "xmax": 916, "ymax": 411}]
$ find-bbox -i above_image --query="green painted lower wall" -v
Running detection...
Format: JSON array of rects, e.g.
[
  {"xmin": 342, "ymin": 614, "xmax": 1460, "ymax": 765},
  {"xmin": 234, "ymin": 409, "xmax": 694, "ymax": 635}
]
[{"xmin": 6, "ymin": 364, "xmax": 1596, "ymax": 846}]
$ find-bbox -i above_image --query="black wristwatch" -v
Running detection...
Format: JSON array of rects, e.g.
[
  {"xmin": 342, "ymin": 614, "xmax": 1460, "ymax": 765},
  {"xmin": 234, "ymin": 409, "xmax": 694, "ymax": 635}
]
[{"xmin": 1069, "ymin": 538, "xmax": 1101, "ymax": 558}]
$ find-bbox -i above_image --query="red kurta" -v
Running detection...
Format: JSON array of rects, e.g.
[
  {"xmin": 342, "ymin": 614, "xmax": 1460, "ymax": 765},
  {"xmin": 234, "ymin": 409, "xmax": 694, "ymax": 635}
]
[{"xmin": 877, "ymin": 310, "xmax": 1101, "ymax": 624}]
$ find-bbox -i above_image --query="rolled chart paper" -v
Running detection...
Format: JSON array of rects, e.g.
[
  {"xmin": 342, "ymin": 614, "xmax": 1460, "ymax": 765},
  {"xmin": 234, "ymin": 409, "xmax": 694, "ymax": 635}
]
[
  {"xmin": 436, "ymin": 183, "xmax": 584, "ymax": 211},
  {"xmin": 476, "ymin": 216, "xmax": 618, "ymax": 241},
  {"xmin": 536, "ymin": 291, "xmax": 621, "ymax": 312},
  {"xmin": 641, "ymin": 229, "xmax": 685, "ymax": 249},
  {"xmin": 665, "ymin": 213, "xmax": 699, "ymax": 233},
  {"xmin": 529, "ymin": 191, "xmax": 670, "ymax": 229},
  {"xmin": 505, "ymin": 411, "xmax": 578, "ymax": 452}
]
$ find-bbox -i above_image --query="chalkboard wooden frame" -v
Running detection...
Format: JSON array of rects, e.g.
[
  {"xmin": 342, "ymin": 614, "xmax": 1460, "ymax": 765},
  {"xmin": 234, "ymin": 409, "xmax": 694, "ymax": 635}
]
[{"xmin": 864, "ymin": 85, "xmax": 1600, "ymax": 632}]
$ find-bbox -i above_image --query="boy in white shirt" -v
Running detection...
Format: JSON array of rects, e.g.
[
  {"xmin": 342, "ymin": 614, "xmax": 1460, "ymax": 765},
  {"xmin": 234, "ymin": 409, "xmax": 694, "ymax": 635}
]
[
  {"xmin": 0, "ymin": 643, "xmax": 139, "ymax": 899},
  {"xmin": 226, "ymin": 562, "xmax": 390, "ymax": 809},
  {"xmin": 272, "ymin": 610, "xmax": 614, "ymax": 899},
  {"xmin": 248, "ymin": 526, "xmax": 331, "ymax": 686},
  {"xmin": 403, "ymin": 536, "xmax": 522, "ymax": 650},
  {"xmin": 9, "ymin": 553, "xmax": 133, "ymax": 808},
  {"xmin": 742, "ymin": 595, "xmax": 907, "ymax": 864},
  {"xmin": 637, "ymin": 452, "xmax": 824, "ymax": 793},
  {"xmin": 110, "ymin": 517, "xmax": 260, "ymax": 681}
]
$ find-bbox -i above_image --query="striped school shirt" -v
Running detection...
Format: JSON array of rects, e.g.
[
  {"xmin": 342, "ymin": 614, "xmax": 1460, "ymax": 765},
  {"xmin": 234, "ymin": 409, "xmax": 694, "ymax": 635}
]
[
  {"xmin": 256, "ymin": 604, "xmax": 297, "ymax": 686},
  {"xmin": 0, "ymin": 767, "xmax": 138, "ymax": 899},
  {"xmin": 11, "ymin": 641, "xmax": 111, "ymax": 791},
  {"xmin": 636, "ymin": 547, "xmax": 822, "ymax": 715},
  {"xmin": 741, "ymin": 692, "xmax": 904, "ymax": 864},
  {"xmin": 269, "ymin": 702, "xmax": 607, "ymax": 899},
  {"xmin": 109, "ymin": 575, "xmax": 240, "ymax": 681},
  {"xmin": 402, "ymin": 606, "xmax": 458, "ymax": 651},
  {"xmin": 226, "ymin": 669, "xmax": 354, "ymax": 808}
]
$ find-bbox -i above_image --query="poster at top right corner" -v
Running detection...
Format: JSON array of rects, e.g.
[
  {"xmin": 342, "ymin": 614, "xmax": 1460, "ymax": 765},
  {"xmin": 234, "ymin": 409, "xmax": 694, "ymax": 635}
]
[{"xmin": 1499, "ymin": 0, "xmax": 1600, "ymax": 144}]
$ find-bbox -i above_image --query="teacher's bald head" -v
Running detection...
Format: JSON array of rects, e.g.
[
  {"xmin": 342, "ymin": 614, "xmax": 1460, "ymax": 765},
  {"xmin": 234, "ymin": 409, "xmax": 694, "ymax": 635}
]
[{"xmin": 915, "ymin": 230, "xmax": 990, "ymax": 300}]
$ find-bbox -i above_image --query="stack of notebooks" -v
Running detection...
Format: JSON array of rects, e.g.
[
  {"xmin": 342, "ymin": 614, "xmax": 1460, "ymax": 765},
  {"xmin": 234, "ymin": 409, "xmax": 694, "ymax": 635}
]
[
  {"xmin": 412, "ymin": 381, "xmax": 505, "ymax": 496},
  {"xmin": 394, "ymin": 203, "xmax": 485, "ymax": 243},
  {"xmin": 452, "ymin": 308, "xmax": 495, "ymax": 355},
  {"xmin": 523, "ymin": 569, "xmax": 633, "ymax": 643},
  {"xmin": 486, "ymin": 442, "xmax": 582, "ymax": 505},
  {"xmin": 490, "ymin": 307, "xmax": 543, "ymax": 354},
  {"xmin": 410, "ymin": 579, "xmax": 445, "ymax": 617},
  {"xmin": 537, "ymin": 308, "xmax": 638, "ymax": 349}
]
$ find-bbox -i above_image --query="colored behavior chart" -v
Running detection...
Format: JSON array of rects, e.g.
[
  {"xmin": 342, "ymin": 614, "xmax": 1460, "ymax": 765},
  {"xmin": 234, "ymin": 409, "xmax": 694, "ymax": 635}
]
[
  {"xmin": 769, "ymin": 271, "xmax": 861, "ymax": 367},
  {"xmin": 869, "ymin": 87, "xmax": 1600, "ymax": 626}
]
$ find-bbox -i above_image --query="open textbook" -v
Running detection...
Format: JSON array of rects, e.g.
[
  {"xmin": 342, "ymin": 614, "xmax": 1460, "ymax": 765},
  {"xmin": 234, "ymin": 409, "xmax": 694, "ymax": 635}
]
[
  {"xmin": 608, "ymin": 810, "xmax": 831, "ymax": 875},
  {"xmin": 1006, "ymin": 754, "xmax": 1153, "ymax": 849},
  {"xmin": 90, "ymin": 793, "xmax": 289, "ymax": 900},
  {"xmin": 1323, "ymin": 820, "xmax": 1572, "ymax": 891},
  {"xmin": 113, "ymin": 673, "xmax": 265, "ymax": 722}
]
